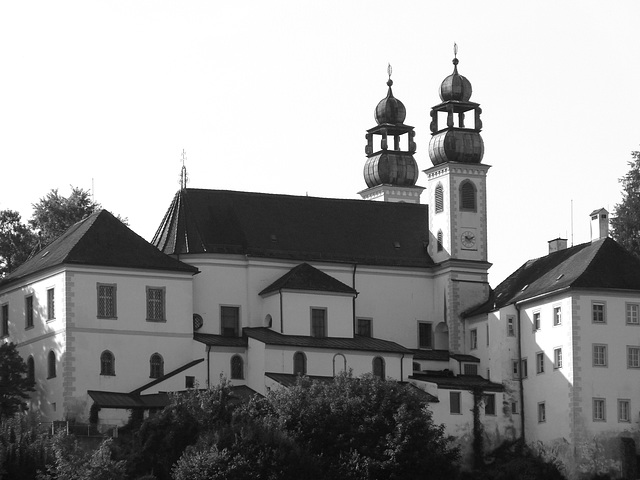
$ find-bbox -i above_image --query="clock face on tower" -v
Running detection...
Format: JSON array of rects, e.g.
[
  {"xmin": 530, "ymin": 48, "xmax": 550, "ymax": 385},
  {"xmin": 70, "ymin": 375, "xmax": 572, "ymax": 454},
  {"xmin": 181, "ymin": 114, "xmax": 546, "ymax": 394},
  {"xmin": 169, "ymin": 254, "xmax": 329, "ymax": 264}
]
[{"xmin": 461, "ymin": 230, "xmax": 477, "ymax": 250}]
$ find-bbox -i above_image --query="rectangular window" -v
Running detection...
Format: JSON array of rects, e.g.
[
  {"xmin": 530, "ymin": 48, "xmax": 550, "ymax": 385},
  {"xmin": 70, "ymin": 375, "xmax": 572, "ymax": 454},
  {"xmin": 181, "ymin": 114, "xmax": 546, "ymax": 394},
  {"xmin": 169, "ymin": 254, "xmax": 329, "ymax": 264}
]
[
  {"xmin": 554, "ymin": 347, "xmax": 563, "ymax": 369},
  {"xmin": 626, "ymin": 303, "xmax": 639, "ymax": 325},
  {"xmin": 627, "ymin": 346, "xmax": 640, "ymax": 368},
  {"xmin": 146, "ymin": 287, "xmax": 165, "ymax": 322},
  {"xmin": 463, "ymin": 364, "xmax": 478, "ymax": 375},
  {"xmin": 538, "ymin": 402, "xmax": 546, "ymax": 423},
  {"xmin": 592, "ymin": 302, "xmax": 606, "ymax": 323},
  {"xmin": 593, "ymin": 344, "xmax": 608, "ymax": 367},
  {"xmin": 536, "ymin": 352, "xmax": 545, "ymax": 374},
  {"xmin": 507, "ymin": 316, "xmax": 516, "ymax": 337},
  {"xmin": 1, "ymin": 304, "xmax": 8, "ymax": 337},
  {"xmin": 512, "ymin": 360, "xmax": 519, "ymax": 378},
  {"xmin": 618, "ymin": 399, "xmax": 631, "ymax": 422},
  {"xmin": 593, "ymin": 398, "xmax": 606, "ymax": 421},
  {"xmin": 97, "ymin": 284, "xmax": 117, "ymax": 318},
  {"xmin": 511, "ymin": 401, "xmax": 519, "ymax": 414},
  {"xmin": 553, "ymin": 306, "xmax": 562, "ymax": 326},
  {"xmin": 47, "ymin": 288, "xmax": 55, "ymax": 320},
  {"xmin": 418, "ymin": 322, "xmax": 432, "ymax": 348},
  {"xmin": 311, "ymin": 308, "xmax": 327, "ymax": 338},
  {"xmin": 25, "ymin": 295, "xmax": 34, "ymax": 329},
  {"xmin": 533, "ymin": 311, "xmax": 541, "ymax": 331},
  {"xmin": 221, "ymin": 306, "xmax": 240, "ymax": 337},
  {"xmin": 450, "ymin": 391, "xmax": 461, "ymax": 414},
  {"xmin": 470, "ymin": 329, "xmax": 478, "ymax": 350},
  {"xmin": 521, "ymin": 358, "xmax": 528, "ymax": 379},
  {"xmin": 486, "ymin": 323, "xmax": 490, "ymax": 346},
  {"xmin": 357, "ymin": 318, "xmax": 372, "ymax": 337},
  {"xmin": 185, "ymin": 376, "xmax": 195, "ymax": 389},
  {"xmin": 484, "ymin": 394, "xmax": 496, "ymax": 416}
]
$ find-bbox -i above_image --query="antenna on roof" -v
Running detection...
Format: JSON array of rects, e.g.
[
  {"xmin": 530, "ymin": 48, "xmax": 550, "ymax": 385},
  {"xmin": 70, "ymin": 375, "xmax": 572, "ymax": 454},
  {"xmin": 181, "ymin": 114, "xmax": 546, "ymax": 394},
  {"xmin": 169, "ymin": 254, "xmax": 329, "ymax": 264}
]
[{"xmin": 180, "ymin": 149, "xmax": 189, "ymax": 190}]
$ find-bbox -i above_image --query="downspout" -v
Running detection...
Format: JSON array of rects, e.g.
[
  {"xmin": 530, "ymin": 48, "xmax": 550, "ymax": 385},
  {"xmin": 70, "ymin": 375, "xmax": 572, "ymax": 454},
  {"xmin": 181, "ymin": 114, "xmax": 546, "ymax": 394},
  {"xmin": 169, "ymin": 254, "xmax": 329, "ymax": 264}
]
[
  {"xmin": 279, "ymin": 289, "xmax": 284, "ymax": 333},
  {"xmin": 515, "ymin": 303, "xmax": 525, "ymax": 443},
  {"xmin": 400, "ymin": 353, "xmax": 404, "ymax": 382},
  {"xmin": 352, "ymin": 263, "xmax": 358, "ymax": 335},
  {"xmin": 206, "ymin": 345, "xmax": 211, "ymax": 388}
]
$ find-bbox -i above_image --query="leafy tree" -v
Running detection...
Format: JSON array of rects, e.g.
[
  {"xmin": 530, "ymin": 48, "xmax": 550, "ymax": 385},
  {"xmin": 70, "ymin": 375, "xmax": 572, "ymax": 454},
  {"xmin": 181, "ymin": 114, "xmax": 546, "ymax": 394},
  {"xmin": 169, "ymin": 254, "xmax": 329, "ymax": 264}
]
[
  {"xmin": 612, "ymin": 151, "xmax": 640, "ymax": 257},
  {"xmin": 0, "ymin": 412, "xmax": 53, "ymax": 480},
  {"xmin": 0, "ymin": 343, "xmax": 34, "ymax": 419},
  {"xmin": 0, "ymin": 210, "xmax": 36, "ymax": 277},
  {"xmin": 29, "ymin": 187, "xmax": 100, "ymax": 249}
]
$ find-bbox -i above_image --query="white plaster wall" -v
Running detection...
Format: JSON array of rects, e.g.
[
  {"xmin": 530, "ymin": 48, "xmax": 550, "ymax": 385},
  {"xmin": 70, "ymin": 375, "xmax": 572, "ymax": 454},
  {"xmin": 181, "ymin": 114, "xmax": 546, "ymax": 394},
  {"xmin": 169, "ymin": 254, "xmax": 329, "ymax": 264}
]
[
  {"xmin": 280, "ymin": 291, "xmax": 353, "ymax": 337},
  {"xmin": 246, "ymin": 337, "xmax": 266, "ymax": 395}
]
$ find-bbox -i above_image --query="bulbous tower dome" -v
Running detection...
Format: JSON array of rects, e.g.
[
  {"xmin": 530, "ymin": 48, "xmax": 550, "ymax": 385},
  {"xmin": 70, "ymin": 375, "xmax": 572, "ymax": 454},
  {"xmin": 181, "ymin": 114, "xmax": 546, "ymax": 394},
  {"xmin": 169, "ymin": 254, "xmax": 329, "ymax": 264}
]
[
  {"xmin": 428, "ymin": 48, "xmax": 484, "ymax": 166},
  {"xmin": 375, "ymin": 79, "xmax": 407, "ymax": 125}
]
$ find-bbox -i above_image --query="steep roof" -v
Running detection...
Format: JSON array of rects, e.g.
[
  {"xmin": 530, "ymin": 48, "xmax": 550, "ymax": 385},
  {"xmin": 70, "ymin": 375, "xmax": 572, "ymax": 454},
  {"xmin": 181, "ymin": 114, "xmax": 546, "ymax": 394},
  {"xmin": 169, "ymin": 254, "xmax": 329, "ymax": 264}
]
[
  {"xmin": 259, "ymin": 263, "xmax": 357, "ymax": 296},
  {"xmin": 152, "ymin": 189, "xmax": 433, "ymax": 268},
  {"xmin": 1, "ymin": 210, "xmax": 198, "ymax": 288},
  {"xmin": 466, "ymin": 237, "xmax": 640, "ymax": 316}
]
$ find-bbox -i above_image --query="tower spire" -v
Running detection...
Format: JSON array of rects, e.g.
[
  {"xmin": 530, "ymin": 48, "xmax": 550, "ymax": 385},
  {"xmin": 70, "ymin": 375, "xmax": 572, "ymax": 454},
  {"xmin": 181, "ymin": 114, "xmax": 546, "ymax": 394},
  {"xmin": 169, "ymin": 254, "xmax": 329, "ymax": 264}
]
[{"xmin": 179, "ymin": 149, "xmax": 189, "ymax": 190}]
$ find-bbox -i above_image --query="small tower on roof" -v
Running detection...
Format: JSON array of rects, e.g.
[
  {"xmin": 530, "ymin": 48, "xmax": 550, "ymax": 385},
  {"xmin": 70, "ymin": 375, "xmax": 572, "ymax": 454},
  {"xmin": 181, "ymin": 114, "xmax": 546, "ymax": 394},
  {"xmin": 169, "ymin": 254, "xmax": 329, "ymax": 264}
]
[{"xmin": 359, "ymin": 65, "xmax": 424, "ymax": 203}]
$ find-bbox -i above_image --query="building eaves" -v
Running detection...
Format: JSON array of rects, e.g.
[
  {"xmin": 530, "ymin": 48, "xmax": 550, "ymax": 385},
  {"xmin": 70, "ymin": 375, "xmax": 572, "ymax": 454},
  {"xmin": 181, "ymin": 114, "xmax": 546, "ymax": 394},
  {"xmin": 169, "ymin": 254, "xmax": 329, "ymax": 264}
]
[
  {"xmin": 194, "ymin": 333, "xmax": 248, "ymax": 347},
  {"xmin": 410, "ymin": 373, "xmax": 504, "ymax": 392},
  {"xmin": 259, "ymin": 262, "xmax": 357, "ymax": 296},
  {"xmin": 130, "ymin": 358, "xmax": 204, "ymax": 395}
]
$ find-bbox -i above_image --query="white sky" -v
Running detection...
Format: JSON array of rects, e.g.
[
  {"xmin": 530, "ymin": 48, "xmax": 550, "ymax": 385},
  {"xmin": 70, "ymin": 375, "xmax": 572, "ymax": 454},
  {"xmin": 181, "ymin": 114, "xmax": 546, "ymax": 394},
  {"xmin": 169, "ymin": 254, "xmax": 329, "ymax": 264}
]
[{"xmin": 1, "ymin": 1, "xmax": 639, "ymax": 285}]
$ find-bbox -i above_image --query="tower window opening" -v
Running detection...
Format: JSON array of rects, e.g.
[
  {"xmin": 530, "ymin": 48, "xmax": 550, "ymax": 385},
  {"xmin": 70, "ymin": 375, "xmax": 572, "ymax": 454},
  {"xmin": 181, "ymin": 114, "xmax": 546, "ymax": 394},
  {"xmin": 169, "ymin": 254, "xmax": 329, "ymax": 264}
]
[
  {"xmin": 437, "ymin": 230, "xmax": 444, "ymax": 252},
  {"xmin": 435, "ymin": 184, "xmax": 444, "ymax": 213},
  {"xmin": 436, "ymin": 110, "xmax": 476, "ymax": 131},
  {"xmin": 459, "ymin": 181, "xmax": 477, "ymax": 212}
]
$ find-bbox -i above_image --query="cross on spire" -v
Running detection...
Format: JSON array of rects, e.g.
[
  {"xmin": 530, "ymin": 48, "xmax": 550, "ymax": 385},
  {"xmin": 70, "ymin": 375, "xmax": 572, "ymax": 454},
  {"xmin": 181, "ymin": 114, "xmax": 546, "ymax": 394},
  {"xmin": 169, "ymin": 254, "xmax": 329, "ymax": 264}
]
[{"xmin": 180, "ymin": 149, "xmax": 189, "ymax": 190}]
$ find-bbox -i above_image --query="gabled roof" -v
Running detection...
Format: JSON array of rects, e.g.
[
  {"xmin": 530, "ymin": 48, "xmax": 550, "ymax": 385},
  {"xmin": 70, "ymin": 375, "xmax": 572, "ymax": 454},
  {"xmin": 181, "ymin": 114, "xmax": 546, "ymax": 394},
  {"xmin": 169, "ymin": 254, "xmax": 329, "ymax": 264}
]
[
  {"xmin": 152, "ymin": 189, "xmax": 433, "ymax": 268},
  {"xmin": 1, "ymin": 210, "xmax": 198, "ymax": 288},
  {"xmin": 466, "ymin": 237, "xmax": 640, "ymax": 316},
  {"xmin": 259, "ymin": 263, "xmax": 357, "ymax": 296},
  {"xmin": 244, "ymin": 327, "xmax": 411, "ymax": 354}
]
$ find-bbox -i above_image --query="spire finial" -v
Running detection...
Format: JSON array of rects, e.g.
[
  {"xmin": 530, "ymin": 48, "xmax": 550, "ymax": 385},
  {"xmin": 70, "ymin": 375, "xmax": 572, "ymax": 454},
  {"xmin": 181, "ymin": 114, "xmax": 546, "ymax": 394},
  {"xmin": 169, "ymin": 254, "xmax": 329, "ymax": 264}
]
[
  {"xmin": 453, "ymin": 43, "xmax": 459, "ymax": 66},
  {"xmin": 179, "ymin": 149, "xmax": 189, "ymax": 190},
  {"xmin": 387, "ymin": 63, "xmax": 393, "ymax": 87}
]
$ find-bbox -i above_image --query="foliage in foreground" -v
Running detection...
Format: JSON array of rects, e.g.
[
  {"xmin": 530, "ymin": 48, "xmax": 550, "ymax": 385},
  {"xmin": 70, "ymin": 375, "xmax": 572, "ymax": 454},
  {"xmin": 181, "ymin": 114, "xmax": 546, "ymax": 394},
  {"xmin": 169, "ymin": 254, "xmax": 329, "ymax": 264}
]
[
  {"xmin": 0, "ymin": 342, "xmax": 35, "ymax": 419},
  {"xmin": 612, "ymin": 150, "xmax": 640, "ymax": 258}
]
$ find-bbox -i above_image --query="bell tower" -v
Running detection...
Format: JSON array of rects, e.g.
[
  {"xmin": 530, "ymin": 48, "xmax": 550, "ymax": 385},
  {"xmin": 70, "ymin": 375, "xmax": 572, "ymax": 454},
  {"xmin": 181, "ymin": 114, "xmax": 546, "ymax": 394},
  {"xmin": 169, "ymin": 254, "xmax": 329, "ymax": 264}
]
[{"xmin": 359, "ymin": 65, "xmax": 424, "ymax": 203}]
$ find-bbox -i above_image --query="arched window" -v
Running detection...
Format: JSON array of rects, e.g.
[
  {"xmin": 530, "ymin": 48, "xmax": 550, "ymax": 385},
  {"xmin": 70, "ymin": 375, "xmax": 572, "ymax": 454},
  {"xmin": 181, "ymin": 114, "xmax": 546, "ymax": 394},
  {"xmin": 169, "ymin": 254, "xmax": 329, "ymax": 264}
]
[
  {"xmin": 437, "ymin": 230, "xmax": 444, "ymax": 252},
  {"xmin": 372, "ymin": 356, "xmax": 385, "ymax": 379},
  {"xmin": 293, "ymin": 351, "xmax": 307, "ymax": 376},
  {"xmin": 333, "ymin": 353, "xmax": 346, "ymax": 375},
  {"xmin": 150, "ymin": 353, "xmax": 164, "ymax": 378},
  {"xmin": 100, "ymin": 351, "xmax": 115, "ymax": 376},
  {"xmin": 231, "ymin": 355, "xmax": 244, "ymax": 379},
  {"xmin": 48, "ymin": 351, "xmax": 56, "ymax": 379},
  {"xmin": 435, "ymin": 183, "xmax": 444, "ymax": 213},
  {"xmin": 27, "ymin": 356, "xmax": 35, "ymax": 384},
  {"xmin": 459, "ymin": 181, "xmax": 477, "ymax": 211}
]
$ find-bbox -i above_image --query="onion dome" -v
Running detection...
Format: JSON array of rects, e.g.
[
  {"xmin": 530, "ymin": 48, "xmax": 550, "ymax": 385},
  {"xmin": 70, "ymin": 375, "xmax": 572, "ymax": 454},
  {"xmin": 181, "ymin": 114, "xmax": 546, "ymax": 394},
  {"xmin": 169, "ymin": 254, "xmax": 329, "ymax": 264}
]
[
  {"xmin": 428, "ymin": 129, "xmax": 484, "ymax": 165},
  {"xmin": 363, "ymin": 152, "xmax": 419, "ymax": 188},
  {"xmin": 439, "ymin": 57, "xmax": 472, "ymax": 102},
  {"xmin": 375, "ymin": 79, "xmax": 407, "ymax": 124}
]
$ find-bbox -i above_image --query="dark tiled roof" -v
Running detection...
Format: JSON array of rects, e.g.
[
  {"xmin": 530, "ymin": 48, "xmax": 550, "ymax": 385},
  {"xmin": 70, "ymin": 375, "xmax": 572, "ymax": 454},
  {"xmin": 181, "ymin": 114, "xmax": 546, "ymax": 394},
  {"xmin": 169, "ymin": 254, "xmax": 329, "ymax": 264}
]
[
  {"xmin": 194, "ymin": 333, "xmax": 248, "ymax": 347},
  {"xmin": 260, "ymin": 263, "xmax": 357, "ymax": 296},
  {"xmin": 410, "ymin": 373, "xmax": 504, "ymax": 392},
  {"xmin": 465, "ymin": 238, "xmax": 640, "ymax": 317},
  {"xmin": 450, "ymin": 353, "xmax": 480, "ymax": 363},
  {"xmin": 411, "ymin": 349, "xmax": 450, "ymax": 361},
  {"xmin": 152, "ymin": 189, "xmax": 433, "ymax": 268},
  {"xmin": 87, "ymin": 391, "xmax": 171, "ymax": 409},
  {"xmin": 131, "ymin": 358, "xmax": 204, "ymax": 395},
  {"xmin": 1, "ymin": 210, "xmax": 198, "ymax": 288},
  {"xmin": 244, "ymin": 327, "xmax": 411, "ymax": 354}
]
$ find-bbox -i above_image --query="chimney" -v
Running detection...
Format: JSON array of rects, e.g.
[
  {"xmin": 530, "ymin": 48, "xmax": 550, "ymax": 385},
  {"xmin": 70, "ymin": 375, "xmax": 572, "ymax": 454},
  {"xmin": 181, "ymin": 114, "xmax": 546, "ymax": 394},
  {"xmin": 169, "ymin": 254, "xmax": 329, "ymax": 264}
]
[
  {"xmin": 548, "ymin": 238, "xmax": 568, "ymax": 254},
  {"xmin": 590, "ymin": 208, "xmax": 609, "ymax": 242}
]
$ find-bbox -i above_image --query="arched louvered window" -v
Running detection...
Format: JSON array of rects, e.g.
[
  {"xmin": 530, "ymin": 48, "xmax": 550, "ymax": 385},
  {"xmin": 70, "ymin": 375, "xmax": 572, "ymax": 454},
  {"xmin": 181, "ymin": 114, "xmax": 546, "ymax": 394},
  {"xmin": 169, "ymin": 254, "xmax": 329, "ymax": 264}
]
[
  {"xmin": 150, "ymin": 353, "xmax": 164, "ymax": 378},
  {"xmin": 459, "ymin": 181, "xmax": 477, "ymax": 211},
  {"xmin": 435, "ymin": 183, "xmax": 444, "ymax": 213},
  {"xmin": 231, "ymin": 355, "xmax": 244, "ymax": 379},
  {"xmin": 293, "ymin": 351, "xmax": 307, "ymax": 376},
  {"xmin": 27, "ymin": 356, "xmax": 35, "ymax": 384},
  {"xmin": 437, "ymin": 230, "xmax": 444, "ymax": 252},
  {"xmin": 100, "ymin": 351, "xmax": 115, "ymax": 376},
  {"xmin": 372, "ymin": 356, "xmax": 385, "ymax": 379},
  {"xmin": 48, "ymin": 351, "xmax": 56, "ymax": 379}
]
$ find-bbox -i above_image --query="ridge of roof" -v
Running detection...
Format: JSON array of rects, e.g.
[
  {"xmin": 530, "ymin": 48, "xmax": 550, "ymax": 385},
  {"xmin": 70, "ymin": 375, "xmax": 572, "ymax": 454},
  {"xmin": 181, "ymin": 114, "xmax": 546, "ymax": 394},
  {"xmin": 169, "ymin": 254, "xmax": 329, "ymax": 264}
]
[
  {"xmin": 1, "ymin": 210, "xmax": 198, "ymax": 288},
  {"xmin": 259, "ymin": 262, "xmax": 357, "ymax": 296},
  {"xmin": 152, "ymin": 188, "xmax": 434, "ymax": 268}
]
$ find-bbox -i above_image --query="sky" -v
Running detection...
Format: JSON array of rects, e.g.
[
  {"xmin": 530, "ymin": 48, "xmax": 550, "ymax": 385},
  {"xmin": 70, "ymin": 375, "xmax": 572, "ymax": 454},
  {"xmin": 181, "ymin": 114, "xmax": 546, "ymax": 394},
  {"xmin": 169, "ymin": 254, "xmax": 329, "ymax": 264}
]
[{"xmin": 1, "ymin": 1, "xmax": 640, "ymax": 285}]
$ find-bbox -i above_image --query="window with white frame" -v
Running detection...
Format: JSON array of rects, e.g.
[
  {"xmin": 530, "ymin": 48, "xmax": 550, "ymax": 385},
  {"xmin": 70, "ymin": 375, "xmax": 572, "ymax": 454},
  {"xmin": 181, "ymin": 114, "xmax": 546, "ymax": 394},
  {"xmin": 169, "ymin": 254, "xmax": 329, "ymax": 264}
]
[
  {"xmin": 512, "ymin": 360, "xmax": 519, "ymax": 378},
  {"xmin": 554, "ymin": 347, "xmax": 563, "ymax": 369},
  {"xmin": 97, "ymin": 284, "xmax": 117, "ymax": 318},
  {"xmin": 618, "ymin": 399, "xmax": 631, "ymax": 422},
  {"xmin": 231, "ymin": 355, "xmax": 244, "ymax": 379},
  {"xmin": 593, "ymin": 398, "xmax": 606, "ymax": 421},
  {"xmin": 538, "ymin": 402, "xmax": 546, "ymax": 422},
  {"xmin": 521, "ymin": 358, "xmax": 528, "ymax": 378},
  {"xmin": 372, "ymin": 356, "xmax": 385, "ymax": 379},
  {"xmin": 418, "ymin": 322, "xmax": 432, "ymax": 349},
  {"xmin": 463, "ymin": 363, "xmax": 478, "ymax": 375},
  {"xmin": 533, "ymin": 311, "xmax": 541, "ymax": 331},
  {"xmin": 293, "ymin": 351, "xmax": 306, "ymax": 375},
  {"xmin": 221, "ymin": 306, "xmax": 240, "ymax": 337},
  {"xmin": 311, "ymin": 308, "xmax": 327, "ymax": 338},
  {"xmin": 536, "ymin": 352, "xmax": 544, "ymax": 374},
  {"xmin": 357, "ymin": 318, "xmax": 372, "ymax": 337},
  {"xmin": 450, "ymin": 391, "xmax": 461, "ymax": 414},
  {"xmin": 435, "ymin": 183, "xmax": 444, "ymax": 213},
  {"xmin": 48, "ymin": 350, "xmax": 56, "ymax": 378},
  {"xmin": 507, "ymin": 316, "xmax": 516, "ymax": 336},
  {"xmin": 47, "ymin": 288, "xmax": 55, "ymax": 321},
  {"xmin": 592, "ymin": 302, "xmax": 606, "ymax": 323},
  {"xmin": 470, "ymin": 329, "xmax": 478, "ymax": 350},
  {"xmin": 150, "ymin": 353, "xmax": 164, "ymax": 378},
  {"xmin": 626, "ymin": 303, "xmax": 639, "ymax": 325},
  {"xmin": 627, "ymin": 346, "xmax": 640, "ymax": 368},
  {"xmin": 511, "ymin": 401, "xmax": 519, "ymax": 414},
  {"xmin": 146, "ymin": 287, "xmax": 165, "ymax": 322},
  {"xmin": 553, "ymin": 306, "xmax": 561, "ymax": 326},
  {"xmin": 100, "ymin": 351, "xmax": 115, "ymax": 376},
  {"xmin": 484, "ymin": 394, "xmax": 496, "ymax": 415},
  {"xmin": 25, "ymin": 295, "xmax": 34, "ymax": 329},
  {"xmin": 593, "ymin": 344, "xmax": 608, "ymax": 367}
]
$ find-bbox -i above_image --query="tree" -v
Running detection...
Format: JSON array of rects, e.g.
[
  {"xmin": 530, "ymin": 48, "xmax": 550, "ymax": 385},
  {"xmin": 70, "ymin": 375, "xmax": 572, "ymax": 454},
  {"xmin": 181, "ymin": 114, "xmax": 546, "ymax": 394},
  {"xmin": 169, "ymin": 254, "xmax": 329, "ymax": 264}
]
[
  {"xmin": 0, "ymin": 210, "xmax": 36, "ymax": 277},
  {"xmin": 0, "ymin": 343, "xmax": 34, "ymax": 419},
  {"xmin": 612, "ymin": 151, "xmax": 640, "ymax": 258},
  {"xmin": 29, "ymin": 187, "xmax": 100, "ymax": 249}
]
